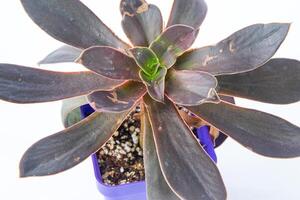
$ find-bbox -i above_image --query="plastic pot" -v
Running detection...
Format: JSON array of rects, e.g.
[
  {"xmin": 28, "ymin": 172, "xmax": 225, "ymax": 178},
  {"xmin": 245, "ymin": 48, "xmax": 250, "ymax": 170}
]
[
  {"xmin": 80, "ymin": 104, "xmax": 217, "ymax": 200},
  {"xmin": 92, "ymin": 154, "xmax": 146, "ymax": 200}
]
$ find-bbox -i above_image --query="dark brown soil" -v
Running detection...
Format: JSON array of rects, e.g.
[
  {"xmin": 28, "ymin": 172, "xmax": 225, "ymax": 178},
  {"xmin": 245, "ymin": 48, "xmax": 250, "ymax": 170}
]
[{"xmin": 95, "ymin": 106, "xmax": 145, "ymax": 186}]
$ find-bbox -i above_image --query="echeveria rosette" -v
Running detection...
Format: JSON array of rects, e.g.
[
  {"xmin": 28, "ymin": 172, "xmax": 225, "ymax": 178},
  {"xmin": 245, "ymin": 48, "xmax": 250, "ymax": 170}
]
[{"xmin": 0, "ymin": 0, "xmax": 299, "ymax": 199}]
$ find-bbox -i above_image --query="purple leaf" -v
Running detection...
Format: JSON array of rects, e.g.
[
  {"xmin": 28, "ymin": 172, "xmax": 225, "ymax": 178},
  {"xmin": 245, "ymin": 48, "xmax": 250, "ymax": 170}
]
[
  {"xmin": 175, "ymin": 23, "xmax": 290, "ymax": 75},
  {"xmin": 150, "ymin": 25, "xmax": 197, "ymax": 68},
  {"xmin": 166, "ymin": 69, "xmax": 220, "ymax": 106},
  {"xmin": 139, "ymin": 67, "xmax": 167, "ymax": 102},
  {"xmin": 167, "ymin": 0, "xmax": 207, "ymax": 30},
  {"xmin": 217, "ymin": 58, "xmax": 300, "ymax": 104},
  {"xmin": 0, "ymin": 64, "xmax": 123, "ymax": 103},
  {"xmin": 88, "ymin": 81, "xmax": 146, "ymax": 113},
  {"xmin": 20, "ymin": 108, "xmax": 133, "ymax": 177},
  {"xmin": 39, "ymin": 45, "xmax": 82, "ymax": 65},
  {"xmin": 21, "ymin": 0, "xmax": 130, "ymax": 49},
  {"xmin": 144, "ymin": 95, "xmax": 227, "ymax": 200},
  {"xmin": 141, "ymin": 106, "xmax": 181, "ymax": 199},
  {"xmin": 121, "ymin": 0, "xmax": 163, "ymax": 46},
  {"xmin": 188, "ymin": 101, "xmax": 300, "ymax": 158},
  {"xmin": 78, "ymin": 46, "xmax": 140, "ymax": 80}
]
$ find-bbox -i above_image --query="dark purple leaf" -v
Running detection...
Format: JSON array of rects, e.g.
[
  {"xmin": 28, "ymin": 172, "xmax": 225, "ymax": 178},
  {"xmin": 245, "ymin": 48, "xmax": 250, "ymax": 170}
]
[
  {"xmin": 214, "ymin": 95, "xmax": 235, "ymax": 148},
  {"xmin": 166, "ymin": 69, "xmax": 220, "ymax": 106},
  {"xmin": 39, "ymin": 45, "xmax": 82, "ymax": 65},
  {"xmin": 0, "ymin": 64, "xmax": 124, "ymax": 103},
  {"xmin": 78, "ymin": 46, "xmax": 140, "ymax": 80},
  {"xmin": 121, "ymin": 0, "xmax": 163, "ymax": 46},
  {"xmin": 175, "ymin": 23, "xmax": 290, "ymax": 75},
  {"xmin": 139, "ymin": 67, "xmax": 167, "ymax": 102},
  {"xmin": 217, "ymin": 58, "xmax": 300, "ymax": 104},
  {"xmin": 21, "ymin": 0, "xmax": 130, "ymax": 49},
  {"xmin": 20, "ymin": 108, "xmax": 132, "ymax": 177},
  {"xmin": 167, "ymin": 0, "xmax": 207, "ymax": 29},
  {"xmin": 141, "ymin": 105, "xmax": 181, "ymax": 200},
  {"xmin": 144, "ymin": 96, "xmax": 227, "ymax": 200},
  {"xmin": 88, "ymin": 81, "xmax": 146, "ymax": 113},
  {"xmin": 188, "ymin": 101, "xmax": 300, "ymax": 158},
  {"xmin": 150, "ymin": 25, "xmax": 197, "ymax": 68}
]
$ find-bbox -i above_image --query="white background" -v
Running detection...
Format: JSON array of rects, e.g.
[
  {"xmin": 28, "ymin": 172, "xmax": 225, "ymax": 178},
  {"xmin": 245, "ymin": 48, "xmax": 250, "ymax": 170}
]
[{"xmin": 0, "ymin": 0, "xmax": 299, "ymax": 199}]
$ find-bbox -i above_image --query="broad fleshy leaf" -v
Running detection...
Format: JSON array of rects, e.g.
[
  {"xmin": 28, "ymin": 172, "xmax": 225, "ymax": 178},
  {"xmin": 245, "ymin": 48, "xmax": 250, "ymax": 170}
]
[
  {"xmin": 214, "ymin": 95, "xmax": 235, "ymax": 148},
  {"xmin": 39, "ymin": 45, "xmax": 82, "ymax": 65},
  {"xmin": 121, "ymin": 0, "xmax": 163, "ymax": 46},
  {"xmin": 21, "ymin": 0, "xmax": 129, "ymax": 49},
  {"xmin": 78, "ymin": 46, "xmax": 140, "ymax": 80},
  {"xmin": 144, "ymin": 96, "xmax": 227, "ymax": 200},
  {"xmin": 0, "ymin": 64, "xmax": 123, "ymax": 103},
  {"xmin": 166, "ymin": 69, "xmax": 220, "ymax": 106},
  {"xmin": 88, "ymin": 81, "xmax": 146, "ymax": 113},
  {"xmin": 141, "ymin": 105, "xmax": 181, "ymax": 200},
  {"xmin": 217, "ymin": 58, "xmax": 300, "ymax": 104},
  {"xmin": 128, "ymin": 47, "xmax": 160, "ymax": 76},
  {"xmin": 139, "ymin": 67, "xmax": 167, "ymax": 102},
  {"xmin": 20, "ymin": 109, "xmax": 132, "ymax": 177},
  {"xmin": 167, "ymin": 0, "xmax": 207, "ymax": 29},
  {"xmin": 175, "ymin": 23, "xmax": 290, "ymax": 75},
  {"xmin": 188, "ymin": 102, "xmax": 300, "ymax": 158},
  {"xmin": 150, "ymin": 25, "xmax": 197, "ymax": 68}
]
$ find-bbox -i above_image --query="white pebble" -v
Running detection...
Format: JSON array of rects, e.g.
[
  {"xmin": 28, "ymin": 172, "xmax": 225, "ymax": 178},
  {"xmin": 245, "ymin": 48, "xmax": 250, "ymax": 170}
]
[
  {"xmin": 104, "ymin": 149, "xmax": 108, "ymax": 154},
  {"xmin": 119, "ymin": 149, "xmax": 126, "ymax": 155},
  {"xmin": 129, "ymin": 126, "xmax": 135, "ymax": 132},
  {"xmin": 113, "ymin": 131, "xmax": 119, "ymax": 137},
  {"xmin": 116, "ymin": 154, "xmax": 122, "ymax": 160},
  {"xmin": 120, "ymin": 167, "xmax": 124, "ymax": 173},
  {"xmin": 124, "ymin": 145, "xmax": 131, "ymax": 153},
  {"xmin": 132, "ymin": 134, "xmax": 138, "ymax": 144}
]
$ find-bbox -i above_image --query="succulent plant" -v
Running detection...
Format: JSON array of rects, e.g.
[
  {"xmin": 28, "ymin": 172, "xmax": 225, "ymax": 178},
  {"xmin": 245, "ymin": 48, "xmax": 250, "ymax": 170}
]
[{"xmin": 1, "ymin": 0, "xmax": 300, "ymax": 199}]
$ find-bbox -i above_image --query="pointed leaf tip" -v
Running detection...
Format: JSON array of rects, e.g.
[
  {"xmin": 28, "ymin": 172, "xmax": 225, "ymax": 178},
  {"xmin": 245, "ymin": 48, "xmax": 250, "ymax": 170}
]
[
  {"xmin": 21, "ymin": 0, "xmax": 129, "ymax": 49},
  {"xmin": 188, "ymin": 101, "xmax": 300, "ymax": 158},
  {"xmin": 0, "ymin": 64, "xmax": 123, "ymax": 103},
  {"xmin": 121, "ymin": 0, "xmax": 163, "ymax": 46},
  {"xmin": 167, "ymin": 0, "xmax": 207, "ymax": 30},
  {"xmin": 176, "ymin": 23, "xmax": 290, "ymax": 75},
  {"xmin": 19, "ymin": 109, "xmax": 133, "ymax": 177}
]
